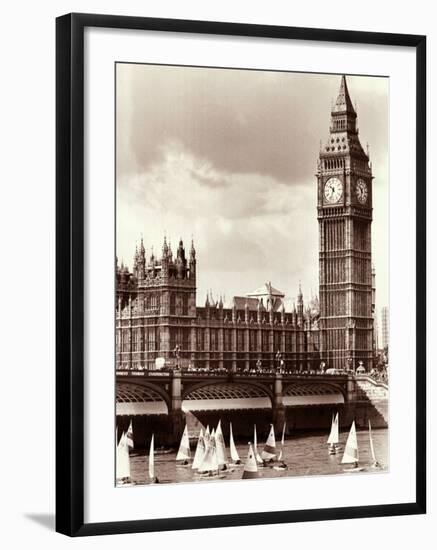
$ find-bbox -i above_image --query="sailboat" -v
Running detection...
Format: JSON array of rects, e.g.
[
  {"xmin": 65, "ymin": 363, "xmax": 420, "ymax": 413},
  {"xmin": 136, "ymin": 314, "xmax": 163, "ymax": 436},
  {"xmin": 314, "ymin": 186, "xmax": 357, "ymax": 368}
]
[
  {"xmin": 229, "ymin": 422, "xmax": 241, "ymax": 464},
  {"xmin": 192, "ymin": 428, "xmax": 206, "ymax": 470},
  {"xmin": 203, "ymin": 424, "xmax": 211, "ymax": 446},
  {"xmin": 368, "ymin": 419, "xmax": 381, "ymax": 469},
  {"xmin": 198, "ymin": 430, "xmax": 219, "ymax": 477},
  {"xmin": 148, "ymin": 434, "xmax": 159, "ymax": 483},
  {"xmin": 176, "ymin": 424, "xmax": 191, "ymax": 465},
  {"xmin": 261, "ymin": 424, "xmax": 277, "ymax": 462},
  {"xmin": 126, "ymin": 419, "xmax": 134, "ymax": 449},
  {"xmin": 215, "ymin": 420, "xmax": 228, "ymax": 470},
  {"xmin": 341, "ymin": 421, "xmax": 364, "ymax": 472},
  {"xmin": 327, "ymin": 413, "xmax": 340, "ymax": 455},
  {"xmin": 253, "ymin": 425, "xmax": 263, "ymax": 465},
  {"xmin": 274, "ymin": 422, "xmax": 287, "ymax": 470},
  {"xmin": 242, "ymin": 442, "xmax": 259, "ymax": 479},
  {"xmin": 116, "ymin": 432, "xmax": 132, "ymax": 485}
]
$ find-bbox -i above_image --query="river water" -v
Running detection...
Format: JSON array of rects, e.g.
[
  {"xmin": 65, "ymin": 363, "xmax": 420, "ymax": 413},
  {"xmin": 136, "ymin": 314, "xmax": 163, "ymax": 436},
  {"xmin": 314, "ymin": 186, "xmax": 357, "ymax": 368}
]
[{"xmin": 125, "ymin": 428, "xmax": 388, "ymax": 486}]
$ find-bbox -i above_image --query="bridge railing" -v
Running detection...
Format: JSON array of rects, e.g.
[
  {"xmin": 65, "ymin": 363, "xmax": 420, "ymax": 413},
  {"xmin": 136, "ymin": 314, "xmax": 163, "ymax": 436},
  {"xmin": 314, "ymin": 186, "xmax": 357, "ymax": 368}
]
[
  {"xmin": 355, "ymin": 374, "xmax": 389, "ymax": 391},
  {"xmin": 116, "ymin": 368, "xmax": 351, "ymax": 380}
]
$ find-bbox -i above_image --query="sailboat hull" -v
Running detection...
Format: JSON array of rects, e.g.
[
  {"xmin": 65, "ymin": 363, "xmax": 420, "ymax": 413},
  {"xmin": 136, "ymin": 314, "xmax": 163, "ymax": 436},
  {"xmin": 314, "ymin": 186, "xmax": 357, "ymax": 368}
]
[{"xmin": 242, "ymin": 470, "xmax": 259, "ymax": 479}]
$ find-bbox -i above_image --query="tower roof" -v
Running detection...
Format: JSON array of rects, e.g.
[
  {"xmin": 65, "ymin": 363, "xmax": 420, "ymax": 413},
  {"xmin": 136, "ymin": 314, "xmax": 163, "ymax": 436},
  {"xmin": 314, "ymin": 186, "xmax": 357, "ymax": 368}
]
[
  {"xmin": 333, "ymin": 75, "xmax": 356, "ymax": 115},
  {"xmin": 246, "ymin": 282, "xmax": 285, "ymax": 299}
]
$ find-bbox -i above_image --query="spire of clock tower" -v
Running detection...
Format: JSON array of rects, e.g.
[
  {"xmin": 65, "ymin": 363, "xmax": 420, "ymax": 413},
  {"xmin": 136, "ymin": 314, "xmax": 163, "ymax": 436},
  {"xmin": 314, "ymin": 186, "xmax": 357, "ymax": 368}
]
[
  {"xmin": 333, "ymin": 75, "xmax": 356, "ymax": 116},
  {"xmin": 329, "ymin": 75, "xmax": 359, "ymax": 136},
  {"xmin": 322, "ymin": 75, "xmax": 367, "ymax": 162}
]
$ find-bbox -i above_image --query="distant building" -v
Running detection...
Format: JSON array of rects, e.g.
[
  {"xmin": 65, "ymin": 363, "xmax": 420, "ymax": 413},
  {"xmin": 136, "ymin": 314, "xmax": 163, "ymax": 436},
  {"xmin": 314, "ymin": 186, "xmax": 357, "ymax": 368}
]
[
  {"xmin": 381, "ymin": 306, "xmax": 389, "ymax": 349},
  {"xmin": 115, "ymin": 237, "xmax": 321, "ymax": 372}
]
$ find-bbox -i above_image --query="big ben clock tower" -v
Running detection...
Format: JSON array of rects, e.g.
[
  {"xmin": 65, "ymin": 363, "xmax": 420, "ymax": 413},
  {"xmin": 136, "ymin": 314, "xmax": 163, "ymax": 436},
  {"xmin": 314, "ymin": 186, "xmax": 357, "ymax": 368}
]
[{"xmin": 317, "ymin": 75, "xmax": 373, "ymax": 371}]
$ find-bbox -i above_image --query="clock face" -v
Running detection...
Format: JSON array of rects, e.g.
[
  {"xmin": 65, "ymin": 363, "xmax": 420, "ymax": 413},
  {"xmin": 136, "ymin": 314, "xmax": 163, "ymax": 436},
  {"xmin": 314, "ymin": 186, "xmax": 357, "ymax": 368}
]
[
  {"xmin": 324, "ymin": 177, "xmax": 343, "ymax": 204},
  {"xmin": 356, "ymin": 179, "xmax": 368, "ymax": 204}
]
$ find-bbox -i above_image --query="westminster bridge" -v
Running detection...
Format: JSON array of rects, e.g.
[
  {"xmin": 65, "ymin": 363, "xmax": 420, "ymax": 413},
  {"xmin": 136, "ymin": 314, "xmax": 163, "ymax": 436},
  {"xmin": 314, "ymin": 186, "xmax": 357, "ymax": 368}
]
[{"xmin": 116, "ymin": 370, "xmax": 388, "ymax": 446}]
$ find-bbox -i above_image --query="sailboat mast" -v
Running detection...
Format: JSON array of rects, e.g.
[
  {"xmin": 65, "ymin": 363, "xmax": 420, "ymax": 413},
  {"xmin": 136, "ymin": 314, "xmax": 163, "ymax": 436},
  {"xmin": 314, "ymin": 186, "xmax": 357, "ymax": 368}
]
[{"xmin": 148, "ymin": 434, "xmax": 155, "ymax": 479}]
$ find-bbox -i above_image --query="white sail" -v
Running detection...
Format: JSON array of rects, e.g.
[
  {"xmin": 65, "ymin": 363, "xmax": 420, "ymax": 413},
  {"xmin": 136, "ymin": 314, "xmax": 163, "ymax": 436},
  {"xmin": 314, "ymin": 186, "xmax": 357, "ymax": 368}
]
[
  {"xmin": 176, "ymin": 424, "xmax": 191, "ymax": 461},
  {"xmin": 211, "ymin": 435, "xmax": 219, "ymax": 471},
  {"xmin": 327, "ymin": 414, "xmax": 335, "ymax": 444},
  {"xmin": 192, "ymin": 428, "xmax": 206, "ymax": 469},
  {"xmin": 254, "ymin": 425, "xmax": 263, "ymax": 464},
  {"xmin": 368, "ymin": 419, "xmax": 377, "ymax": 463},
  {"xmin": 215, "ymin": 420, "xmax": 227, "ymax": 467},
  {"xmin": 261, "ymin": 424, "xmax": 277, "ymax": 460},
  {"xmin": 278, "ymin": 422, "xmax": 286, "ymax": 461},
  {"xmin": 327, "ymin": 413, "xmax": 339, "ymax": 445},
  {"xmin": 229, "ymin": 422, "xmax": 240, "ymax": 463},
  {"xmin": 116, "ymin": 432, "xmax": 131, "ymax": 481},
  {"xmin": 198, "ymin": 432, "xmax": 218, "ymax": 473},
  {"xmin": 148, "ymin": 434, "xmax": 155, "ymax": 479},
  {"xmin": 242, "ymin": 443, "xmax": 259, "ymax": 479},
  {"xmin": 341, "ymin": 421, "xmax": 359, "ymax": 464},
  {"xmin": 126, "ymin": 419, "xmax": 134, "ymax": 449}
]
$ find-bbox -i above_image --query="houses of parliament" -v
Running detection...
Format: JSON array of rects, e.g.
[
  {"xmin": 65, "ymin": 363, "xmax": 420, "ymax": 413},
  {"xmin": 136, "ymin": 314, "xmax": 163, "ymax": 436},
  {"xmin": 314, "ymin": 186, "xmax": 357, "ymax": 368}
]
[{"xmin": 116, "ymin": 75, "xmax": 375, "ymax": 372}]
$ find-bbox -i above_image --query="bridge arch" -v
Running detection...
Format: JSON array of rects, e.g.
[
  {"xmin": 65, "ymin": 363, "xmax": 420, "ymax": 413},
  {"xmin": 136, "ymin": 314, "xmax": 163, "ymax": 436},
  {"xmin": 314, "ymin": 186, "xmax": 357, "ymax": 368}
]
[
  {"xmin": 283, "ymin": 382, "xmax": 345, "ymax": 406},
  {"xmin": 116, "ymin": 381, "xmax": 169, "ymax": 415},
  {"xmin": 182, "ymin": 381, "xmax": 272, "ymax": 412}
]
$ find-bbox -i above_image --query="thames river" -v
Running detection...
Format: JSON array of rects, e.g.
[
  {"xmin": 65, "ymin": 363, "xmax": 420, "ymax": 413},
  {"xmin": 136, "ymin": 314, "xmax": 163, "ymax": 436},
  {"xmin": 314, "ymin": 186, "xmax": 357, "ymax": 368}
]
[{"xmin": 125, "ymin": 427, "xmax": 388, "ymax": 486}]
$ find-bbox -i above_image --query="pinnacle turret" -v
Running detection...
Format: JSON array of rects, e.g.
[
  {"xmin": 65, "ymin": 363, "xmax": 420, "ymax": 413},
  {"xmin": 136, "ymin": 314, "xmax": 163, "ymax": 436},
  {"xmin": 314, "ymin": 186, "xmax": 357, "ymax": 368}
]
[
  {"xmin": 190, "ymin": 238, "xmax": 196, "ymax": 259},
  {"xmin": 162, "ymin": 235, "xmax": 169, "ymax": 257}
]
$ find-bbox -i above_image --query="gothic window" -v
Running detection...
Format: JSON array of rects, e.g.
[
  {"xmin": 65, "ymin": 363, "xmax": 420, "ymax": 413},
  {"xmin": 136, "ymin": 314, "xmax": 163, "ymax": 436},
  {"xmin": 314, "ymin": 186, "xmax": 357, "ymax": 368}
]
[
  {"xmin": 224, "ymin": 329, "xmax": 232, "ymax": 351},
  {"xmin": 262, "ymin": 331, "xmax": 269, "ymax": 352},
  {"xmin": 147, "ymin": 329, "xmax": 156, "ymax": 351},
  {"xmin": 237, "ymin": 330, "xmax": 244, "ymax": 351},
  {"xmin": 197, "ymin": 328, "xmax": 205, "ymax": 351},
  {"xmin": 210, "ymin": 329, "xmax": 219, "ymax": 351},
  {"xmin": 182, "ymin": 294, "xmax": 188, "ymax": 316},
  {"xmin": 123, "ymin": 329, "xmax": 130, "ymax": 352},
  {"xmin": 182, "ymin": 328, "xmax": 190, "ymax": 350},
  {"xmin": 249, "ymin": 330, "xmax": 257, "ymax": 351},
  {"xmin": 285, "ymin": 331, "xmax": 293, "ymax": 352},
  {"xmin": 273, "ymin": 331, "xmax": 281, "ymax": 351},
  {"xmin": 170, "ymin": 294, "xmax": 176, "ymax": 315}
]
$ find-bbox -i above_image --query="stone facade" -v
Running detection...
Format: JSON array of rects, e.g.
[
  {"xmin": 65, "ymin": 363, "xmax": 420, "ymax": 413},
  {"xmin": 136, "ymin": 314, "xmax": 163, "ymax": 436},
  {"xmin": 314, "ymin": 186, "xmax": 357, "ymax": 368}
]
[{"xmin": 116, "ymin": 241, "xmax": 321, "ymax": 372}]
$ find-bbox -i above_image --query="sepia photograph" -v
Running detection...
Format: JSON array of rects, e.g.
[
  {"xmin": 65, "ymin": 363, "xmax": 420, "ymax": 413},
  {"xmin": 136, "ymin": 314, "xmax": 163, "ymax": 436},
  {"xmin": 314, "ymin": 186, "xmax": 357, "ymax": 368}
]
[{"xmin": 114, "ymin": 64, "xmax": 389, "ymax": 486}]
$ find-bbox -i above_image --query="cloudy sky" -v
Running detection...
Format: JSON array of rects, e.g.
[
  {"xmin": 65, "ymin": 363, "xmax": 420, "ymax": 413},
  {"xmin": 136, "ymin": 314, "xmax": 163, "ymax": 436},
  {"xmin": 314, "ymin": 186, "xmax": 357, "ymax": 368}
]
[{"xmin": 116, "ymin": 64, "xmax": 389, "ymax": 313}]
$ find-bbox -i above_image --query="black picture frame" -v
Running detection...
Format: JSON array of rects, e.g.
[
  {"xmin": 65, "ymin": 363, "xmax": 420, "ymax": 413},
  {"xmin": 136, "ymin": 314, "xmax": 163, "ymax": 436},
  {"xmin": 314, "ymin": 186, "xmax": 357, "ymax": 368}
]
[{"xmin": 56, "ymin": 12, "xmax": 426, "ymax": 537}]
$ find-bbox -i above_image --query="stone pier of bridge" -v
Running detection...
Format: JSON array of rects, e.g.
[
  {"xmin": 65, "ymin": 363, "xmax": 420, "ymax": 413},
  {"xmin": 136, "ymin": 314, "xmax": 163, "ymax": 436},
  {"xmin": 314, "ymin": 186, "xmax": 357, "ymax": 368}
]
[{"xmin": 170, "ymin": 370, "xmax": 184, "ymax": 443}]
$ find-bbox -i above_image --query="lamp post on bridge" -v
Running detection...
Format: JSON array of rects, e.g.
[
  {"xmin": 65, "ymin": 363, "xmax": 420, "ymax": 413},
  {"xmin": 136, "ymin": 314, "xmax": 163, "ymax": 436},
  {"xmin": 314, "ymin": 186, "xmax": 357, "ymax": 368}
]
[
  {"xmin": 275, "ymin": 350, "xmax": 283, "ymax": 373},
  {"xmin": 173, "ymin": 344, "xmax": 180, "ymax": 371}
]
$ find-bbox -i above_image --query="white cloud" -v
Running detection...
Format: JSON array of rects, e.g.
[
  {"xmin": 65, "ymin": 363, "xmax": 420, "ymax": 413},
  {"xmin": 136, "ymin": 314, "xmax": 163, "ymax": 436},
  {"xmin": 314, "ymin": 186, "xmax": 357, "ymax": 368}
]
[{"xmin": 116, "ymin": 66, "xmax": 389, "ymax": 311}]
